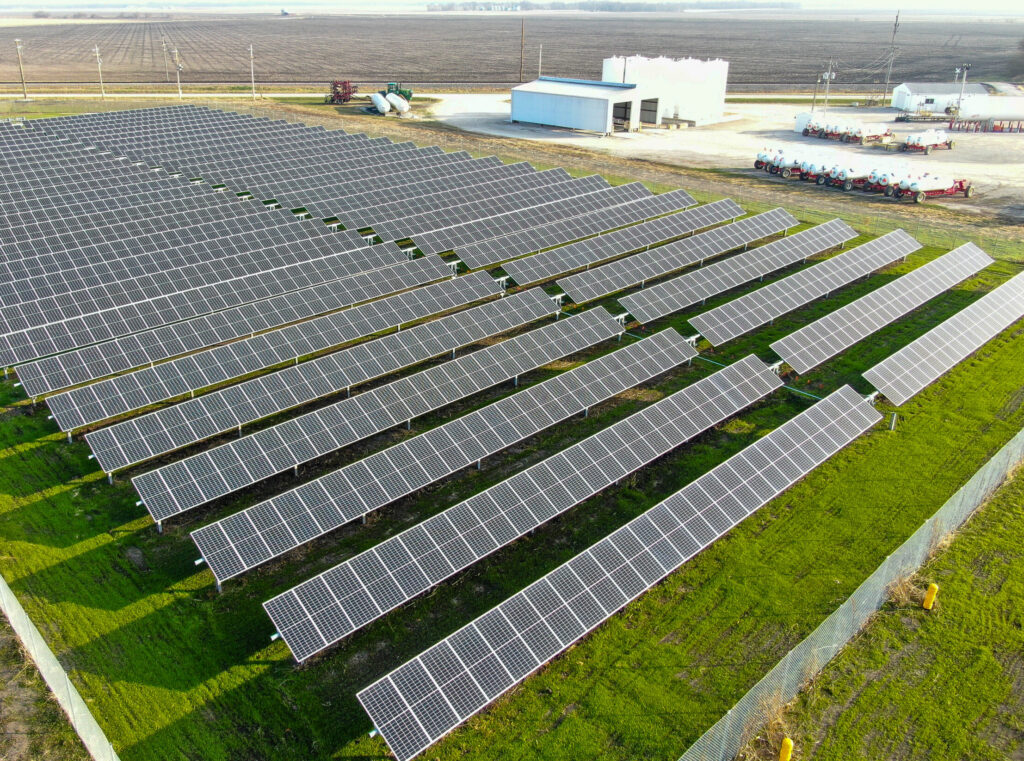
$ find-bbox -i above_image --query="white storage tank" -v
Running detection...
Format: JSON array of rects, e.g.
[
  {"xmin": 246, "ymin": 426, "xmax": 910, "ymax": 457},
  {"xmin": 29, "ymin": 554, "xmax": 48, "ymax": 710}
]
[
  {"xmin": 602, "ymin": 55, "xmax": 728, "ymax": 124},
  {"xmin": 370, "ymin": 92, "xmax": 391, "ymax": 114},
  {"xmin": 385, "ymin": 93, "xmax": 410, "ymax": 114}
]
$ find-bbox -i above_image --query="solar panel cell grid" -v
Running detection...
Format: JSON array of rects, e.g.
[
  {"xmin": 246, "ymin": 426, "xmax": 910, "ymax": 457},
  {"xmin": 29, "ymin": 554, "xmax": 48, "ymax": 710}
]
[
  {"xmin": 557, "ymin": 208, "xmax": 800, "ymax": 305},
  {"xmin": 500, "ymin": 197, "xmax": 739, "ymax": 286},
  {"xmin": 620, "ymin": 219, "xmax": 859, "ymax": 324},
  {"xmin": 863, "ymin": 269, "xmax": 1024, "ymax": 406},
  {"xmin": 85, "ymin": 287, "xmax": 553, "ymax": 474},
  {"xmin": 457, "ymin": 189, "xmax": 701, "ymax": 272},
  {"xmin": 771, "ymin": 243, "xmax": 994, "ymax": 374},
  {"xmin": 134, "ymin": 307, "xmax": 624, "ymax": 521},
  {"xmin": 357, "ymin": 384, "xmax": 881, "ymax": 761},
  {"xmin": 47, "ymin": 270, "xmax": 498, "ymax": 431},
  {"xmin": 267, "ymin": 347, "xmax": 791, "ymax": 662},
  {"xmin": 194, "ymin": 329, "xmax": 703, "ymax": 584},
  {"xmin": 688, "ymin": 229, "xmax": 922, "ymax": 346}
]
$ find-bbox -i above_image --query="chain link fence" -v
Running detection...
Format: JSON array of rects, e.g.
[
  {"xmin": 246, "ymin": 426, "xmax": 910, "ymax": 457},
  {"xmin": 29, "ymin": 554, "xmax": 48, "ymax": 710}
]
[
  {"xmin": 0, "ymin": 579, "xmax": 120, "ymax": 761},
  {"xmin": 677, "ymin": 424, "xmax": 1024, "ymax": 761}
]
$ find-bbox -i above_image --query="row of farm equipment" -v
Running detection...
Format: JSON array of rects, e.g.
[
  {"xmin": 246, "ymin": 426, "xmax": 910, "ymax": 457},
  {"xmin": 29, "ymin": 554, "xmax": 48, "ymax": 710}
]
[
  {"xmin": 754, "ymin": 146, "xmax": 974, "ymax": 203},
  {"xmin": 797, "ymin": 115, "xmax": 955, "ymax": 153}
]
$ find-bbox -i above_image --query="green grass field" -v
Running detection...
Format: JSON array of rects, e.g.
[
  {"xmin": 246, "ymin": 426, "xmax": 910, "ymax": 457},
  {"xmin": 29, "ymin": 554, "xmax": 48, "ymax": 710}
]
[
  {"xmin": 0, "ymin": 106, "xmax": 1022, "ymax": 761},
  {"xmin": 778, "ymin": 472, "xmax": 1024, "ymax": 761}
]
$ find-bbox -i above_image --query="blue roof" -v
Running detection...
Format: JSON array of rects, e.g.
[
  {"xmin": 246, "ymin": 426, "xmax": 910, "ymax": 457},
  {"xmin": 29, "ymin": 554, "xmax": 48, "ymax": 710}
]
[{"xmin": 538, "ymin": 76, "xmax": 636, "ymax": 90}]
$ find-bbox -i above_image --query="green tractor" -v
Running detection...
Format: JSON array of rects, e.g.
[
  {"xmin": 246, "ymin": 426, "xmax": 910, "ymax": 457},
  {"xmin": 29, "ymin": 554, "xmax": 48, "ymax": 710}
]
[{"xmin": 385, "ymin": 82, "xmax": 413, "ymax": 102}]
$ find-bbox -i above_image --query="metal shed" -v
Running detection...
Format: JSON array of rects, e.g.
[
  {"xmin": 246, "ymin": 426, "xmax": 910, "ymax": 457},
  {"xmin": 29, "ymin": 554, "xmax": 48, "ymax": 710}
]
[{"xmin": 510, "ymin": 76, "xmax": 661, "ymax": 134}]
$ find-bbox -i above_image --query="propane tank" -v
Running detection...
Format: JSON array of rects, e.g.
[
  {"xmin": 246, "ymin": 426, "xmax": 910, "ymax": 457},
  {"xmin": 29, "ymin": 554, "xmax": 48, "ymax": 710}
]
[
  {"xmin": 385, "ymin": 92, "xmax": 411, "ymax": 113},
  {"xmin": 370, "ymin": 92, "xmax": 391, "ymax": 114},
  {"xmin": 909, "ymin": 176, "xmax": 948, "ymax": 193}
]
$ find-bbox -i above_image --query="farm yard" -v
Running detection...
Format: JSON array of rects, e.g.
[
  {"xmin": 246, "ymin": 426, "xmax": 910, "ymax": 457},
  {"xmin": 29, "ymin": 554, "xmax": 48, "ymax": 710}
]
[
  {"xmin": 0, "ymin": 96, "xmax": 1021, "ymax": 761},
  {"xmin": 0, "ymin": 12, "xmax": 1021, "ymax": 85}
]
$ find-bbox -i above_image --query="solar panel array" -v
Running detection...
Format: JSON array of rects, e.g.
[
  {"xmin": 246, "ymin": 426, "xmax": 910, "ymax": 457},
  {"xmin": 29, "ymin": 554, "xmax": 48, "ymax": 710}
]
[
  {"xmin": 411, "ymin": 183, "xmax": 653, "ymax": 256},
  {"xmin": 85, "ymin": 288, "xmax": 555, "ymax": 474},
  {"xmin": 18, "ymin": 256, "xmax": 451, "ymax": 398},
  {"xmin": 369, "ymin": 175, "xmax": 609, "ymax": 243},
  {"xmin": 134, "ymin": 308, "xmax": 624, "ymax": 521},
  {"xmin": 689, "ymin": 229, "xmax": 922, "ymax": 346},
  {"xmin": 267, "ymin": 348, "xmax": 787, "ymax": 662},
  {"xmin": 357, "ymin": 385, "xmax": 881, "ymax": 761},
  {"xmin": 557, "ymin": 208, "xmax": 800, "ymax": 305},
  {"xmin": 500, "ymin": 198, "xmax": 743, "ymax": 286},
  {"xmin": 456, "ymin": 189, "xmax": 702, "ymax": 271},
  {"xmin": 47, "ymin": 271, "xmax": 500, "ymax": 431},
  {"xmin": 192, "ymin": 329, "xmax": 700, "ymax": 584},
  {"xmin": 620, "ymin": 219, "xmax": 859, "ymax": 324},
  {"xmin": 863, "ymin": 270, "xmax": 1024, "ymax": 406},
  {"xmin": 0, "ymin": 240, "xmax": 405, "ymax": 367},
  {"xmin": 771, "ymin": 243, "xmax": 994, "ymax": 374},
  {"xmin": 330, "ymin": 167, "xmax": 570, "ymax": 231}
]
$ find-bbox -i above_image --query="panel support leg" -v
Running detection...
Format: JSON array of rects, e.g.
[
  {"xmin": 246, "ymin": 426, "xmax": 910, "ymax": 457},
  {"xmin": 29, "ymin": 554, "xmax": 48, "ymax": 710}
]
[
  {"xmin": 67, "ymin": 431, "xmax": 72, "ymax": 444},
  {"xmin": 156, "ymin": 521, "xmax": 163, "ymax": 535},
  {"xmin": 583, "ymin": 407, "xmax": 589, "ymax": 418},
  {"xmin": 294, "ymin": 464, "xmax": 299, "ymax": 476},
  {"xmin": 513, "ymin": 376, "xmax": 518, "ymax": 388},
  {"xmin": 361, "ymin": 514, "xmax": 367, "ymax": 525},
  {"xmin": 406, "ymin": 420, "xmax": 411, "ymax": 430},
  {"xmin": 451, "ymin": 348, "xmax": 456, "ymax": 359},
  {"xmin": 107, "ymin": 472, "xmax": 113, "ymax": 485},
  {"xmin": 216, "ymin": 581, "xmax": 223, "ymax": 594},
  {"xmin": 476, "ymin": 460, "xmax": 482, "ymax": 470}
]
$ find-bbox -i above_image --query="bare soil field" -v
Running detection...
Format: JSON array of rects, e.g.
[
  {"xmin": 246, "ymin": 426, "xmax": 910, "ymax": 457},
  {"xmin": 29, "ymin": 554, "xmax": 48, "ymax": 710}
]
[{"xmin": 0, "ymin": 12, "xmax": 1020, "ymax": 85}]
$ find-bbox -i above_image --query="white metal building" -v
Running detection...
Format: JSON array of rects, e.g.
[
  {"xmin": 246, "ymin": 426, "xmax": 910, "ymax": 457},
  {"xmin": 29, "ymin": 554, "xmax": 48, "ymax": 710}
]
[
  {"xmin": 891, "ymin": 82, "xmax": 987, "ymax": 114},
  {"xmin": 510, "ymin": 77, "xmax": 661, "ymax": 134},
  {"xmin": 602, "ymin": 55, "xmax": 728, "ymax": 124}
]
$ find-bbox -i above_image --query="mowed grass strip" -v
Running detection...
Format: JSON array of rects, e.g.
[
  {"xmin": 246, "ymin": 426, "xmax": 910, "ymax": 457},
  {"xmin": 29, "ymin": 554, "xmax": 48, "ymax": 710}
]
[
  {"xmin": 778, "ymin": 472, "xmax": 1024, "ymax": 761},
  {"xmin": 0, "ymin": 174, "xmax": 1021, "ymax": 759}
]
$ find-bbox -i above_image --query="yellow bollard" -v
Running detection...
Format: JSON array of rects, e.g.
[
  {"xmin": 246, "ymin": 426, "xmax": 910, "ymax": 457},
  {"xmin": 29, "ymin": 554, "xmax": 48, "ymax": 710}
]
[
  {"xmin": 923, "ymin": 583, "xmax": 939, "ymax": 610},
  {"xmin": 779, "ymin": 737, "xmax": 794, "ymax": 761}
]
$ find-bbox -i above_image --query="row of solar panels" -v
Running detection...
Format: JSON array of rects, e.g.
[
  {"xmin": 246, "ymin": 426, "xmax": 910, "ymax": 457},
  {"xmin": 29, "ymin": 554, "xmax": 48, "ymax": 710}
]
[{"xmin": 11, "ymin": 107, "xmax": 1024, "ymax": 761}]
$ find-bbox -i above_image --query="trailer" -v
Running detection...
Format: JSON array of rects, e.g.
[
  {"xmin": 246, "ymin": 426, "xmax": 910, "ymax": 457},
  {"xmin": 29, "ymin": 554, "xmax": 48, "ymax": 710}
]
[
  {"xmin": 901, "ymin": 129, "xmax": 955, "ymax": 154},
  {"xmin": 892, "ymin": 178, "xmax": 974, "ymax": 203},
  {"xmin": 845, "ymin": 127, "xmax": 894, "ymax": 144}
]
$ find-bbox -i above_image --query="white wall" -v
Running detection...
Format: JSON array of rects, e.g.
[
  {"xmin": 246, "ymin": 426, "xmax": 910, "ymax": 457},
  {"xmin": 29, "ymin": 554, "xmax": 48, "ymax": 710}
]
[
  {"xmin": 511, "ymin": 90, "xmax": 611, "ymax": 133},
  {"xmin": 892, "ymin": 85, "xmax": 979, "ymax": 114},
  {"xmin": 602, "ymin": 55, "xmax": 728, "ymax": 124}
]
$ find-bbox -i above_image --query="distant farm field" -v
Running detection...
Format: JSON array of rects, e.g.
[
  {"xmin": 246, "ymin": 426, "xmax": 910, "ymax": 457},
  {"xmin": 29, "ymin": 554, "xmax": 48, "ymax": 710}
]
[{"xmin": 0, "ymin": 13, "xmax": 1020, "ymax": 85}]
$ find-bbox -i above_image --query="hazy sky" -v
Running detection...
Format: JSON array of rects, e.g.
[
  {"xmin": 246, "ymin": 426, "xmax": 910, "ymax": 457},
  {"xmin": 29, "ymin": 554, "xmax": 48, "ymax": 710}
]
[{"xmin": 12, "ymin": 0, "xmax": 1024, "ymax": 15}]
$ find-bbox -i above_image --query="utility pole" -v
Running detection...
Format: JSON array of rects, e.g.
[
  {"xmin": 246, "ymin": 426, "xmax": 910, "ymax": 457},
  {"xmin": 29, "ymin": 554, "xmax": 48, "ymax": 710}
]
[
  {"xmin": 881, "ymin": 11, "xmax": 899, "ymax": 106},
  {"xmin": 173, "ymin": 47, "xmax": 183, "ymax": 100},
  {"xmin": 519, "ymin": 18, "xmax": 525, "ymax": 83},
  {"xmin": 14, "ymin": 39, "xmax": 28, "ymax": 101},
  {"xmin": 811, "ymin": 71, "xmax": 821, "ymax": 113},
  {"xmin": 822, "ymin": 58, "xmax": 836, "ymax": 116},
  {"xmin": 161, "ymin": 37, "xmax": 169, "ymax": 82},
  {"xmin": 249, "ymin": 44, "xmax": 256, "ymax": 101},
  {"xmin": 538, "ymin": 43, "xmax": 542, "ymax": 78},
  {"xmin": 94, "ymin": 45, "xmax": 105, "ymax": 101},
  {"xmin": 956, "ymin": 61, "xmax": 972, "ymax": 115}
]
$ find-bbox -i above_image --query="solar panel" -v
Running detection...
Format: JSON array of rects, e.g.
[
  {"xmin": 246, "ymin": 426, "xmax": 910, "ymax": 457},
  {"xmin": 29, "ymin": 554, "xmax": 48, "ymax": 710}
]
[
  {"xmin": 689, "ymin": 229, "xmax": 922, "ymax": 346},
  {"xmin": 620, "ymin": 219, "xmax": 858, "ymax": 324},
  {"xmin": 771, "ymin": 243, "xmax": 994, "ymax": 374},
  {"xmin": 266, "ymin": 349, "xmax": 789, "ymax": 662},
  {"xmin": 368, "ymin": 175, "xmax": 609, "ymax": 243},
  {"xmin": 192, "ymin": 328, "xmax": 698, "ymax": 584},
  {"xmin": 356, "ymin": 385, "xmax": 881, "ymax": 761},
  {"xmin": 500, "ymin": 198, "xmax": 743, "ymax": 286},
  {"xmin": 17, "ymin": 256, "xmax": 451, "ymax": 398},
  {"xmin": 456, "ymin": 189, "xmax": 702, "ymax": 272},
  {"xmin": 47, "ymin": 271, "xmax": 500, "ymax": 432},
  {"xmin": 411, "ymin": 183, "xmax": 653, "ymax": 256},
  {"xmin": 134, "ymin": 307, "xmax": 624, "ymax": 521},
  {"xmin": 557, "ymin": 208, "xmax": 800, "ymax": 305},
  {"xmin": 85, "ymin": 288, "xmax": 556, "ymax": 474},
  {"xmin": 863, "ymin": 270, "xmax": 1024, "ymax": 406},
  {"xmin": 0, "ymin": 239, "xmax": 405, "ymax": 368}
]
